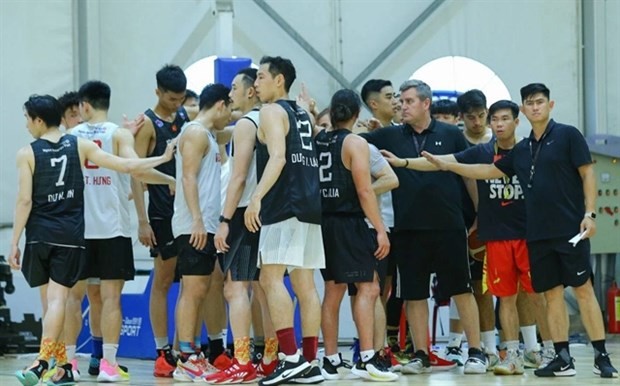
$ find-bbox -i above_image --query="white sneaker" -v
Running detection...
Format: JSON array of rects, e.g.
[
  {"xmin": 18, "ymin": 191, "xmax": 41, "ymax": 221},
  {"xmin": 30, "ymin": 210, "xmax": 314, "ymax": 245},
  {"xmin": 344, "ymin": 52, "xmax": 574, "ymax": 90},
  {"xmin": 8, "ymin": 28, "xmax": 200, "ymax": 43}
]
[
  {"xmin": 494, "ymin": 349, "xmax": 525, "ymax": 375},
  {"xmin": 486, "ymin": 352, "xmax": 500, "ymax": 371},
  {"xmin": 464, "ymin": 349, "xmax": 487, "ymax": 375},
  {"xmin": 538, "ymin": 347, "xmax": 556, "ymax": 369},
  {"xmin": 401, "ymin": 351, "xmax": 431, "ymax": 375},
  {"xmin": 523, "ymin": 349, "xmax": 542, "ymax": 368},
  {"xmin": 444, "ymin": 346, "xmax": 464, "ymax": 366}
]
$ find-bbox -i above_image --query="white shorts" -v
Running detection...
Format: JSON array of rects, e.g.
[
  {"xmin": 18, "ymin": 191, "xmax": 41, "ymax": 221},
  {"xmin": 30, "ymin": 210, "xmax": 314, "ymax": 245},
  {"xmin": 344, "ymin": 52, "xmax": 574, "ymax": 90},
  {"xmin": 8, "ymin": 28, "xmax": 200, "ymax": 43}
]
[{"xmin": 258, "ymin": 217, "xmax": 325, "ymax": 270}]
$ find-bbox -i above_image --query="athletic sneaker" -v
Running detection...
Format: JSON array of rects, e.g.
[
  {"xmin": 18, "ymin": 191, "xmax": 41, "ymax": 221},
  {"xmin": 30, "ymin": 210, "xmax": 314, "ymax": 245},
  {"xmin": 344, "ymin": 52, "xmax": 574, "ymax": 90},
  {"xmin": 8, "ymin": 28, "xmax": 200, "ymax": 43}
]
[
  {"xmin": 380, "ymin": 347, "xmax": 401, "ymax": 372},
  {"xmin": 486, "ymin": 351, "xmax": 500, "ymax": 371},
  {"xmin": 538, "ymin": 346, "xmax": 556, "ymax": 369},
  {"xmin": 320, "ymin": 353, "xmax": 352, "ymax": 380},
  {"xmin": 213, "ymin": 352, "xmax": 233, "ymax": 371},
  {"xmin": 45, "ymin": 363, "xmax": 75, "ymax": 386},
  {"xmin": 351, "ymin": 352, "xmax": 398, "ymax": 382},
  {"xmin": 154, "ymin": 345, "xmax": 177, "ymax": 377},
  {"xmin": 444, "ymin": 346, "xmax": 464, "ymax": 366},
  {"xmin": 173, "ymin": 354, "xmax": 208, "ymax": 382},
  {"xmin": 593, "ymin": 352, "xmax": 618, "ymax": 378},
  {"xmin": 258, "ymin": 353, "xmax": 311, "ymax": 386},
  {"xmin": 428, "ymin": 351, "xmax": 457, "ymax": 371},
  {"xmin": 205, "ymin": 358, "xmax": 257, "ymax": 384},
  {"xmin": 257, "ymin": 358, "xmax": 278, "ymax": 378},
  {"xmin": 97, "ymin": 358, "xmax": 130, "ymax": 382},
  {"xmin": 464, "ymin": 348, "xmax": 487, "ymax": 374},
  {"xmin": 15, "ymin": 359, "xmax": 49, "ymax": 386},
  {"xmin": 88, "ymin": 357, "xmax": 100, "ymax": 376},
  {"xmin": 493, "ymin": 349, "xmax": 525, "ymax": 375},
  {"xmin": 523, "ymin": 349, "xmax": 542, "ymax": 368},
  {"xmin": 68, "ymin": 359, "xmax": 81, "ymax": 382},
  {"xmin": 401, "ymin": 350, "xmax": 431, "ymax": 374},
  {"xmin": 287, "ymin": 360, "xmax": 325, "ymax": 384},
  {"xmin": 534, "ymin": 353, "xmax": 576, "ymax": 377}
]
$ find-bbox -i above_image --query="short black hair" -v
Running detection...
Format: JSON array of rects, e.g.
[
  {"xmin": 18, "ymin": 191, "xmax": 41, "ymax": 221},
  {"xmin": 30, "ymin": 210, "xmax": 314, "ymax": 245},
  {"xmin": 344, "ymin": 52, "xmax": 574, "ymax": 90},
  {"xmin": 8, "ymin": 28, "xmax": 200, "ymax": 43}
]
[
  {"xmin": 24, "ymin": 95, "xmax": 62, "ymax": 127},
  {"xmin": 330, "ymin": 89, "xmax": 361, "ymax": 128},
  {"xmin": 457, "ymin": 89, "xmax": 487, "ymax": 114},
  {"xmin": 520, "ymin": 83, "xmax": 550, "ymax": 101},
  {"xmin": 237, "ymin": 68, "xmax": 257, "ymax": 89},
  {"xmin": 360, "ymin": 79, "xmax": 392, "ymax": 107},
  {"xmin": 78, "ymin": 80, "xmax": 111, "ymax": 110},
  {"xmin": 185, "ymin": 89, "xmax": 198, "ymax": 101},
  {"xmin": 431, "ymin": 99, "xmax": 459, "ymax": 117},
  {"xmin": 199, "ymin": 83, "xmax": 232, "ymax": 110},
  {"xmin": 156, "ymin": 64, "xmax": 187, "ymax": 93},
  {"xmin": 489, "ymin": 100, "xmax": 519, "ymax": 120},
  {"xmin": 259, "ymin": 56, "xmax": 296, "ymax": 92},
  {"xmin": 57, "ymin": 91, "xmax": 79, "ymax": 114}
]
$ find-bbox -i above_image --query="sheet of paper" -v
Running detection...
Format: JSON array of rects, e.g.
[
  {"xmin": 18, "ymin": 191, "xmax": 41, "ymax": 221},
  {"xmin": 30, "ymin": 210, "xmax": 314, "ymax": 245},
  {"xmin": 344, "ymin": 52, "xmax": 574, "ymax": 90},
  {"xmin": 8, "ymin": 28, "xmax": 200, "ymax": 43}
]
[{"xmin": 569, "ymin": 231, "xmax": 587, "ymax": 247}]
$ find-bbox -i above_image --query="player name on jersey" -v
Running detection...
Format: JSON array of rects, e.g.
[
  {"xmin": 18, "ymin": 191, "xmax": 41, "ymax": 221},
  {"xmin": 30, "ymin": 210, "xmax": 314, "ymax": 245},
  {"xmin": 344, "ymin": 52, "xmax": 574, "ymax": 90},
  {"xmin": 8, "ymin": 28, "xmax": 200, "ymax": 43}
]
[
  {"xmin": 291, "ymin": 152, "xmax": 318, "ymax": 167},
  {"xmin": 321, "ymin": 188, "xmax": 340, "ymax": 198}
]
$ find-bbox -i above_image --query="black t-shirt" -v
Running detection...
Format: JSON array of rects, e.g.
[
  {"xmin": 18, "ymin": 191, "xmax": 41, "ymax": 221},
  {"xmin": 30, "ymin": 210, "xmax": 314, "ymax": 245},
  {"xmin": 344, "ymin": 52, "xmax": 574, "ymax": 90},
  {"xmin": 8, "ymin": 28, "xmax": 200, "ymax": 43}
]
[
  {"xmin": 455, "ymin": 140, "xmax": 526, "ymax": 241},
  {"xmin": 144, "ymin": 107, "xmax": 189, "ymax": 220},
  {"xmin": 494, "ymin": 120, "xmax": 592, "ymax": 241},
  {"xmin": 256, "ymin": 100, "xmax": 322, "ymax": 225},
  {"xmin": 27, "ymin": 135, "xmax": 85, "ymax": 247},
  {"xmin": 314, "ymin": 129, "xmax": 363, "ymax": 216},
  {"xmin": 361, "ymin": 119, "xmax": 469, "ymax": 231}
]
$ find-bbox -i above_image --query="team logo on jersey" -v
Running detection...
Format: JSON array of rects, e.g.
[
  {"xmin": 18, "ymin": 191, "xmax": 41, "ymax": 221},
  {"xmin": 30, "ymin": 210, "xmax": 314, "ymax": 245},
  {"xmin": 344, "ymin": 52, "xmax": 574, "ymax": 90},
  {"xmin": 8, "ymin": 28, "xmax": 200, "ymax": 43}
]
[{"xmin": 155, "ymin": 119, "xmax": 164, "ymax": 128}]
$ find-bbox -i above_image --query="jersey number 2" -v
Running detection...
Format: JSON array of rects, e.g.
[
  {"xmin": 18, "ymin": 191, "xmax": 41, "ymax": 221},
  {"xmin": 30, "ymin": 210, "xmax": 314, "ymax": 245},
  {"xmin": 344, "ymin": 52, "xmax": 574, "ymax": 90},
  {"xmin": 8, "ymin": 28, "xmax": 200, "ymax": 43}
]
[
  {"xmin": 50, "ymin": 155, "xmax": 67, "ymax": 187},
  {"xmin": 319, "ymin": 152, "xmax": 332, "ymax": 182}
]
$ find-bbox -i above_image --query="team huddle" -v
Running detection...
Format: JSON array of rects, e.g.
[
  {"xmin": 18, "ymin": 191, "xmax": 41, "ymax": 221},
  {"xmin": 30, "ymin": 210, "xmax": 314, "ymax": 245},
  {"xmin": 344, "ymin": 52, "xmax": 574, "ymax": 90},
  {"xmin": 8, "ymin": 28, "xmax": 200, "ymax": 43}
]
[{"xmin": 8, "ymin": 55, "xmax": 618, "ymax": 386}]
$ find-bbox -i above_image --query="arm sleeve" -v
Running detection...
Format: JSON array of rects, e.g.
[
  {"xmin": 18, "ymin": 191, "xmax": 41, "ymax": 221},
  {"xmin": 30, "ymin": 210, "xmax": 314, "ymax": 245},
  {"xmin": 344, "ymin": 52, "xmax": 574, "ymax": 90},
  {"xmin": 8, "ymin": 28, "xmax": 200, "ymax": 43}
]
[
  {"xmin": 359, "ymin": 129, "xmax": 383, "ymax": 148},
  {"xmin": 454, "ymin": 145, "xmax": 482, "ymax": 165},
  {"xmin": 494, "ymin": 148, "xmax": 516, "ymax": 177},
  {"xmin": 368, "ymin": 144, "xmax": 389, "ymax": 175},
  {"xmin": 568, "ymin": 126, "xmax": 593, "ymax": 168}
]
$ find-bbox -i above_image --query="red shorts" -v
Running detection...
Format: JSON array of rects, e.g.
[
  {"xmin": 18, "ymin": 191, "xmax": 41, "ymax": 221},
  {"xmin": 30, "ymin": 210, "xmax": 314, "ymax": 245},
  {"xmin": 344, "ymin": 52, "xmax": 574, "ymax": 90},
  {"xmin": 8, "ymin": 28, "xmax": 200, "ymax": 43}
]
[{"xmin": 485, "ymin": 239, "xmax": 533, "ymax": 297}]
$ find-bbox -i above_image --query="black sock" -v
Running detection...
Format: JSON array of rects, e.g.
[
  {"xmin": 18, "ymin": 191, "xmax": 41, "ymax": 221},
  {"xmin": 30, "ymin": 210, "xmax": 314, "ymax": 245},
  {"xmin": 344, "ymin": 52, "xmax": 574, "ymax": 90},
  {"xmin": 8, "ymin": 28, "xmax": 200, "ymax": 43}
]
[
  {"xmin": 592, "ymin": 340, "xmax": 607, "ymax": 357},
  {"xmin": 208, "ymin": 338, "xmax": 225, "ymax": 362},
  {"xmin": 554, "ymin": 342, "xmax": 570, "ymax": 362}
]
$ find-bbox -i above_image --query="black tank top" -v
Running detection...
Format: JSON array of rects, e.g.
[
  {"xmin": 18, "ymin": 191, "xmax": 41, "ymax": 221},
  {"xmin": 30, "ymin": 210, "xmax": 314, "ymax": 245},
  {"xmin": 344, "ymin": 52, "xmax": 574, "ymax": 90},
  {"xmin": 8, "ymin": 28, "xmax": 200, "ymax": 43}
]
[
  {"xmin": 256, "ymin": 100, "xmax": 321, "ymax": 225},
  {"xmin": 26, "ymin": 135, "xmax": 85, "ymax": 247},
  {"xmin": 314, "ymin": 129, "xmax": 362, "ymax": 216},
  {"xmin": 144, "ymin": 107, "xmax": 189, "ymax": 219}
]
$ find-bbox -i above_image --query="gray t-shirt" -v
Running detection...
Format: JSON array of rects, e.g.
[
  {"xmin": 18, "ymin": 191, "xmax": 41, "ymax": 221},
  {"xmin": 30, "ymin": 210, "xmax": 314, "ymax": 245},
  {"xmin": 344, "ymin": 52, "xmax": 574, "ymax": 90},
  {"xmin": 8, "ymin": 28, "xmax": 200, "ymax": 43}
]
[{"xmin": 367, "ymin": 144, "xmax": 394, "ymax": 230}]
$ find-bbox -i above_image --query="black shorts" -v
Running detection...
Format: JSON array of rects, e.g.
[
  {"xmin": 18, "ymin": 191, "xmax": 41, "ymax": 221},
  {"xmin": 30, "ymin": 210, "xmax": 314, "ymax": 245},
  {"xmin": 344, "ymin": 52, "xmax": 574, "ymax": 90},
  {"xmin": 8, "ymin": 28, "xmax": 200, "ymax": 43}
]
[
  {"xmin": 527, "ymin": 237, "xmax": 591, "ymax": 292},
  {"xmin": 469, "ymin": 258, "xmax": 484, "ymax": 281},
  {"xmin": 22, "ymin": 242, "xmax": 86, "ymax": 288},
  {"xmin": 393, "ymin": 229, "xmax": 472, "ymax": 301},
  {"xmin": 176, "ymin": 234, "xmax": 217, "ymax": 276},
  {"xmin": 349, "ymin": 229, "xmax": 388, "ymax": 297},
  {"xmin": 221, "ymin": 207, "xmax": 260, "ymax": 282},
  {"xmin": 149, "ymin": 219, "xmax": 177, "ymax": 260},
  {"xmin": 320, "ymin": 215, "xmax": 377, "ymax": 285},
  {"xmin": 85, "ymin": 237, "xmax": 135, "ymax": 281}
]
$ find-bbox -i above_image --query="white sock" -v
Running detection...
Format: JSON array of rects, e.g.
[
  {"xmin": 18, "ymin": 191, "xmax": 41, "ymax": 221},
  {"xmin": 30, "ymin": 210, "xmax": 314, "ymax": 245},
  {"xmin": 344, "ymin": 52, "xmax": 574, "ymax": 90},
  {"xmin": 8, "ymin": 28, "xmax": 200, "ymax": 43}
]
[
  {"xmin": 326, "ymin": 353, "xmax": 341, "ymax": 366},
  {"xmin": 65, "ymin": 345, "xmax": 76, "ymax": 361},
  {"xmin": 154, "ymin": 337, "xmax": 168, "ymax": 349},
  {"xmin": 361, "ymin": 350, "xmax": 375, "ymax": 362},
  {"xmin": 520, "ymin": 325, "xmax": 538, "ymax": 351},
  {"xmin": 481, "ymin": 331, "xmax": 497, "ymax": 354},
  {"xmin": 103, "ymin": 343, "xmax": 119, "ymax": 365},
  {"xmin": 221, "ymin": 329, "xmax": 228, "ymax": 341},
  {"xmin": 543, "ymin": 340, "xmax": 554, "ymax": 350},
  {"xmin": 505, "ymin": 340, "xmax": 519, "ymax": 351},
  {"xmin": 208, "ymin": 333, "xmax": 221, "ymax": 341},
  {"xmin": 285, "ymin": 352, "xmax": 300, "ymax": 362},
  {"xmin": 448, "ymin": 332, "xmax": 463, "ymax": 348}
]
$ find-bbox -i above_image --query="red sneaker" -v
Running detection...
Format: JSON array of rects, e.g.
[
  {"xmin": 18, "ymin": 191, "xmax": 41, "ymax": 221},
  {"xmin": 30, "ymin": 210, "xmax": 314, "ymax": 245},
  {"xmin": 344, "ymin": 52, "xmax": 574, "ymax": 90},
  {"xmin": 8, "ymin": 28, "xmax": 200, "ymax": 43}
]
[
  {"xmin": 153, "ymin": 351, "xmax": 176, "ymax": 377},
  {"xmin": 256, "ymin": 358, "xmax": 278, "ymax": 377},
  {"xmin": 429, "ymin": 351, "xmax": 458, "ymax": 371},
  {"xmin": 382, "ymin": 346, "xmax": 402, "ymax": 372},
  {"xmin": 212, "ymin": 352, "xmax": 233, "ymax": 371},
  {"xmin": 205, "ymin": 359, "xmax": 257, "ymax": 384}
]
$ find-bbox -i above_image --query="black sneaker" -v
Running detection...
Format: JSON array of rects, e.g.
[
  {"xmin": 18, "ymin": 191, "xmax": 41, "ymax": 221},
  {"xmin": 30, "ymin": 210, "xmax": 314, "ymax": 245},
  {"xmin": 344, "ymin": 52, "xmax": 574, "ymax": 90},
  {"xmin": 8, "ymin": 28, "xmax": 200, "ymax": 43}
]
[
  {"xmin": 401, "ymin": 350, "xmax": 431, "ymax": 374},
  {"xmin": 15, "ymin": 359, "xmax": 49, "ymax": 386},
  {"xmin": 47, "ymin": 363, "xmax": 76, "ymax": 385},
  {"xmin": 351, "ymin": 353, "xmax": 398, "ymax": 381},
  {"xmin": 258, "ymin": 353, "xmax": 311, "ymax": 386},
  {"xmin": 88, "ymin": 357, "xmax": 100, "ymax": 376},
  {"xmin": 594, "ymin": 353, "xmax": 619, "ymax": 378},
  {"xmin": 288, "ymin": 360, "xmax": 324, "ymax": 384},
  {"xmin": 534, "ymin": 354, "xmax": 576, "ymax": 377},
  {"xmin": 320, "ymin": 353, "xmax": 351, "ymax": 380}
]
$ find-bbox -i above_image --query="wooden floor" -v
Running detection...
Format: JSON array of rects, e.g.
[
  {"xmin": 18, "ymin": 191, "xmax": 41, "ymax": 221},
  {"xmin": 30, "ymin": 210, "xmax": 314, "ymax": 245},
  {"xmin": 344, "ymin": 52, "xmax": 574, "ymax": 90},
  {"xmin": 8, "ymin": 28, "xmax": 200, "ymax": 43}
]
[{"xmin": 2, "ymin": 339, "xmax": 620, "ymax": 385}]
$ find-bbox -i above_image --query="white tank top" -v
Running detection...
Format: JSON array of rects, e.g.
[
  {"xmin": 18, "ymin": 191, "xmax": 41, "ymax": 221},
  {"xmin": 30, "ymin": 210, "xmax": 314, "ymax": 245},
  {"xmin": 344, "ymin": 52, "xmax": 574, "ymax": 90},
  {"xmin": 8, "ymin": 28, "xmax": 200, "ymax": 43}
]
[
  {"xmin": 71, "ymin": 122, "xmax": 131, "ymax": 239},
  {"xmin": 232, "ymin": 109, "xmax": 259, "ymax": 208},
  {"xmin": 172, "ymin": 121, "xmax": 221, "ymax": 237}
]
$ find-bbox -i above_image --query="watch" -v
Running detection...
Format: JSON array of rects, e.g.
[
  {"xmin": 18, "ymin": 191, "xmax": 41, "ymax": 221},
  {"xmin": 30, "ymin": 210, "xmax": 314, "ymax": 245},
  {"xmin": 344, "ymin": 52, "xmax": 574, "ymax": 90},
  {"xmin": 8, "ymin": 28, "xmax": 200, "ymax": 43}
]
[
  {"xmin": 219, "ymin": 215, "xmax": 231, "ymax": 224},
  {"xmin": 585, "ymin": 212, "xmax": 597, "ymax": 220}
]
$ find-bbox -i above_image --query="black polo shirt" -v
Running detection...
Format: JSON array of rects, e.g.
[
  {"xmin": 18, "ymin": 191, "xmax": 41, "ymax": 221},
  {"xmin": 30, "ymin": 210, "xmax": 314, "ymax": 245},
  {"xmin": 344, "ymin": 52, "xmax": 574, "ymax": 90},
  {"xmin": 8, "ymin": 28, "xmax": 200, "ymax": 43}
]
[
  {"xmin": 455, "ymin": 140, "xmax": 526, "ymax": 241},
  {"xmin": 494, "ymin": 119, "xmax": 592, "ymax": 241},
  {"xmin": 361, "ymin": 119, "xmax": 469, "ymax": 231}
]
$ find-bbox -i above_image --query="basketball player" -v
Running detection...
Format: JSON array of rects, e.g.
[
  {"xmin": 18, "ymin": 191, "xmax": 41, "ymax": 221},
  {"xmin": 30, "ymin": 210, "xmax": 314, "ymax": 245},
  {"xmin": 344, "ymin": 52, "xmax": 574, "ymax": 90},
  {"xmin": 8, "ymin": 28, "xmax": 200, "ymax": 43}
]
[
  {"xmin": 211, "ymin": 68, "xmax": 278, "ymax": 383},
  {"xmin": 315, "ymin": 89, "xmax": 396, "ymax": 382},
  {"xmin": 171, "ymin": 83, "xmax": 232, "ymax": 382},
  {"xmin": 244, "ymin": 56, "xmax": 325, "ymax": 385},
  {"xmin": 9, "ymin": 95, "xmax": 175, "ymax": 386}
]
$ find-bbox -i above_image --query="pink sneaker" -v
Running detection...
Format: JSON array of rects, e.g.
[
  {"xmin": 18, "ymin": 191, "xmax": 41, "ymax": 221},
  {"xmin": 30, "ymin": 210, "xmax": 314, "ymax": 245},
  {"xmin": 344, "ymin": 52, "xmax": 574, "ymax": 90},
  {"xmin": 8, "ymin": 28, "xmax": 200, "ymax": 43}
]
[
  {"xmin": 69, "ymin": 358, "xmax": 81, "ymax": 381},
  {"xmin": 97, "ymin": 358, "xmax": 130, "ymax": 382}
]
